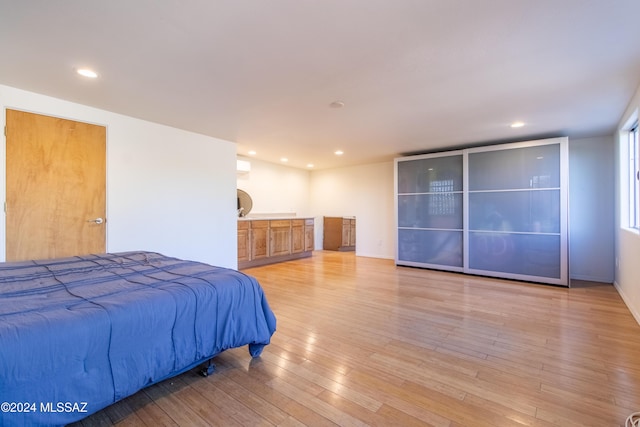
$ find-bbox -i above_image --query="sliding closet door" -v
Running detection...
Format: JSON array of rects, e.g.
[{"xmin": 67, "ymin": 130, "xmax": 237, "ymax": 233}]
[
  {"xmin": 465, "ymin": 138, "xmax": 568, "ymax": 285},
  {"xmin": 395, "ymin": 152, "xmax": 464, "ymax": 271},
  {"xmin": 395, "ymin": 137, "xmax": 568, "ymax": 286}
]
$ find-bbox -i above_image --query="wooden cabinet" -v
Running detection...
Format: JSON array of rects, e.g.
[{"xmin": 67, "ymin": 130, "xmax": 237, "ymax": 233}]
[
  {"xmin": 238, "ymin": 218, "xmax": 314, "ymax": 269},
  {"xmin": 323, "ymin": 216, "xmax": 355, "ymax": 251}
]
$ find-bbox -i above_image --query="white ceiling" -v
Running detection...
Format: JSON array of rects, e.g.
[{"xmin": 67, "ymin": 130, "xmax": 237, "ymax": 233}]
[{"xmin": 1, "ymin": 1, "xmax": 640, "ymax": 170}]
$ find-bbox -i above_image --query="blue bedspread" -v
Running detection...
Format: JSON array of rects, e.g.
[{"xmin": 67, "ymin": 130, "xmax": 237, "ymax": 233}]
[{"xmin": 0, "ymin": 251, "xmax": 276, "ymax": 426}]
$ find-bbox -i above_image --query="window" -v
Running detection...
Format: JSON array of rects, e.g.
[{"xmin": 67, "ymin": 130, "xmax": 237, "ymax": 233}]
[{"xmin": 629, "ymin": 122, "xmax": 639, "ymax": 229}]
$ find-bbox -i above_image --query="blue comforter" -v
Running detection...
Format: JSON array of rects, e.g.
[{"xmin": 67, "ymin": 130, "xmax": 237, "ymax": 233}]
[{"xmin": 0, "ymin": 251, "xmax": 276, "ymax": 426}]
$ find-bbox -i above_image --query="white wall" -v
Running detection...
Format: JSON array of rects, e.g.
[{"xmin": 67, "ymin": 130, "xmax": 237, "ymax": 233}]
[
  {"xmin": 310, "ymin": 162, "xmax": 395, "ymax": 259},
  {"xmin": 0, "ymin": 84, "xmax": 238, "ymax": 268},
  {"xmin": 568, "ymin": 136, "xmax": 615, "ymax": 283},
  {"xmin": 236, "ymin": 156, "xmax": 311, "ymax": 217},
  {"xmin": 615, "ymin": 82, "xmax": 640, "ymax": 324}
]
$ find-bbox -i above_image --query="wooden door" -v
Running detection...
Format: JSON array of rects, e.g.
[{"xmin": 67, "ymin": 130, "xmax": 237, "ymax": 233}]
[{"xmin": 6, "ymin": 109, "xmax": 106, "ymax": 261}]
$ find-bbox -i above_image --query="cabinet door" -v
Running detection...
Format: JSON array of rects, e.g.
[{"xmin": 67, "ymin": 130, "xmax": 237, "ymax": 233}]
[
  {"xmin": 238, "ymin": 222, "xmax": 250, "ymax": 262},
  {"xmin": 341, "ymin": 219, "xmax": 351, "ymax": 247},
  {"xmin": 349, "ymin": 219, "xmax": 356, "ymax": 247},
  {"xmin": 304, "ymin": 221, "xmax": 314, "ymax": 252},
  {"xmin": 270, "ymin": 220, "xmax": 291, "ymax": 256},
  {"xmin": 291, "ymin": 220, "xmax": 305, "ymax": 253},
  {"xmin": 251, "ymin": 221, "xmax": 269, "ymax": 259}
]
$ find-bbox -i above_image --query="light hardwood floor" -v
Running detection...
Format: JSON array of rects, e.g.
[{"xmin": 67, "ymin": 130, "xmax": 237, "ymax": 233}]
[{"xmin": 74, "ymin": 251, "xmax": 640, "ymax": 426}]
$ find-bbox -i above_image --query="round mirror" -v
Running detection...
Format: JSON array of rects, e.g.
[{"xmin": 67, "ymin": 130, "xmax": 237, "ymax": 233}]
[{"xmin": 237, "ymin": 189, "xmax": 253, "ymax": 217}]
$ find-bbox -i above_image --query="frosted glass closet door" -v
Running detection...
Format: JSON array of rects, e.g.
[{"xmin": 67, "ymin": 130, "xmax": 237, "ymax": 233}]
[
  {"xmin": 396, "ymin": 154, "xmax": 464, "ymax": 270},
  {"xmin": 466, "ymin": 142, "xmax": 566, "ymax": 284}
]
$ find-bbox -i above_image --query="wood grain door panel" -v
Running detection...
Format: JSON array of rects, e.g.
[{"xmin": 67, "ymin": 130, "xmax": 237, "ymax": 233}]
[{"xmin": 6, "ymin": 109, "xmax": 106, "ymax": 261}]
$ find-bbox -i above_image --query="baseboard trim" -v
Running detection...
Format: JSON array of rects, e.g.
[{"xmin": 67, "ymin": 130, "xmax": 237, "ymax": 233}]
[
  {"xmin": 569, "ymin": 273, "xmax": 614, "ymax": 283},
  {"xmin": 355, "ymin": 252, "xmax": 394, "ymax": 260},
  {"xmin": 614, "ymin": 280, "xmax": 640, "ymax": 326}
]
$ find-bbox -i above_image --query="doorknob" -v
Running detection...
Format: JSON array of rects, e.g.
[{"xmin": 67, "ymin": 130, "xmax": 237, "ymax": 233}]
[{"xmin": 87, "ymin": 217, "xmax": 104, "ymax": 224}]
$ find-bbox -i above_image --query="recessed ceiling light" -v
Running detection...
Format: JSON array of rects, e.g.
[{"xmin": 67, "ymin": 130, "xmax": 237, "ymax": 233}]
[
  {"xmin": 77, "ymin": 68, "xmax": 98, "ymax": 78},
  {"xmin": 280, "ymin": 157, "xmax": 288, "ymax": 162},
  {"xmin": 306, "ymin": 163, "xmax": 314, "ymax": 168},
  {"xmin": 334, "ymin": 150, "xmax": 344, "ymax": 156},
  {"xmin": 329, "ymin": 101, "xmax": 345, "ymax": 108},
  {"xmin": 510, "ymin": 121, "xmax": 525, "ymax": 128},
  {"xmin": 248, "ymin": 150, "xmax": 257, "ymax": 156}
]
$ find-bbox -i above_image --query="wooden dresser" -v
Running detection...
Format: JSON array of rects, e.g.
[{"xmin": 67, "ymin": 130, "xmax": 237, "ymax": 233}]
[{"xmin": 323, "ymin": 216, "xmax": 355, "ymax": 251}]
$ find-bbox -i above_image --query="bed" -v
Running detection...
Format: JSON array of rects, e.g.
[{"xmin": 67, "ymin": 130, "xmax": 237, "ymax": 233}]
[{"xmin": 0, "ymin": 251, "xmax": 277, "ymax": 426}]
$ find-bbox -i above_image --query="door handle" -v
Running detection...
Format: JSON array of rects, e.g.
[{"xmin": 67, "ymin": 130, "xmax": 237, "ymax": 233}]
[{"xmin": 87, "ymin": 217, "xmax": 104, "ymax": 225}]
